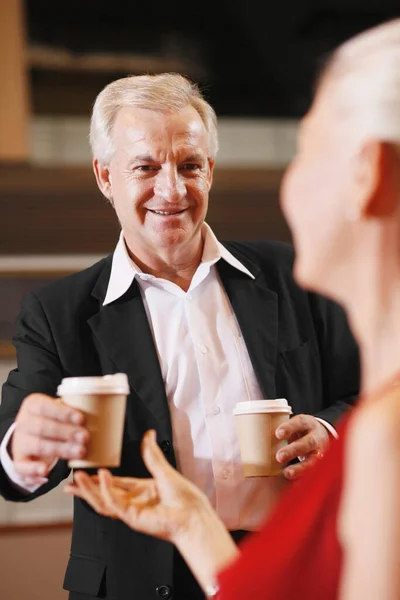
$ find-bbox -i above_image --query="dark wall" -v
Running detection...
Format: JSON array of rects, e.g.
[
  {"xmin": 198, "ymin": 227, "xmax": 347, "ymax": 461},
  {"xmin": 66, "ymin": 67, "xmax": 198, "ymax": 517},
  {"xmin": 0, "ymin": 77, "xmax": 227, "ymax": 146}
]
[{"xmin": 25, "ymin": 0, "xmax": 400, "ymax": 118}]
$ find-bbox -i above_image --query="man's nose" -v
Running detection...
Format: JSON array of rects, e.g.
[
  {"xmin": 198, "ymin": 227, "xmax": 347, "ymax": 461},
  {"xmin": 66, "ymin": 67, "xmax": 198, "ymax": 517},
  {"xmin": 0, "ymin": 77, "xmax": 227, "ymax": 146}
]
[{"xmin": 154, "ymin": 170, "xmax": 185, "ymax": 203}]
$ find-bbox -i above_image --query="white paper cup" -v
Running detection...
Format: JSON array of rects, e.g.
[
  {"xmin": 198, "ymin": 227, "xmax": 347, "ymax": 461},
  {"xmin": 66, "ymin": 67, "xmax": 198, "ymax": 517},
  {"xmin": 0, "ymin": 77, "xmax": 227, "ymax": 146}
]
[
  {"xmin": 57, "ymin": 373, "xmax": 129, "ymax": 468},
  {"xmin": 234, "ymin": 399, "xmax": 292, "ymax": 477}
]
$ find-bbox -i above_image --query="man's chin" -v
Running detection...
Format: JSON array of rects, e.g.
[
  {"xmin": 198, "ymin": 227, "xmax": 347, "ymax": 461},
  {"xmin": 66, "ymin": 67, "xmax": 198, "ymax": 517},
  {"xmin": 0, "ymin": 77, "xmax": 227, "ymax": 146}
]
[
  {"xmin": 150, "ymin": 230, "xmax": 193, "ymax": 251},
  {"xmin": 152, "ymin": 223, "xmax": 201, "ymax": 245}
]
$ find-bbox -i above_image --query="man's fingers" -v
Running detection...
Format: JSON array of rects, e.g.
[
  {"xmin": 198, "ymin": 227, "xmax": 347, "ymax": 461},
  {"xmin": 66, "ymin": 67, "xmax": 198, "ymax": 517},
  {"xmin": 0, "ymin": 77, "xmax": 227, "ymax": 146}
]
[
  {"xmin": 22, "ymin": 394, "xmax": 84, "ymax": 425},
  {"xmin": 14, "ymin": 459, "xmax": 49, "ymax": 478},
  {"xmin": 283, "ymin": 454, "xmax": 320, "ymax": 480},
  {"xmin": 276, "ymin": 432, "xmax": 318, "ymax": 463},
  {"xmin": 19, "ymin": 434, "xmax": 86, "ymax": 460},
  {"xmin": 20, "ymin": 476, "xmax": 49, "ymax": 486},
  {"xmin": 275, "ymin": 414, "xmax": 313, "ymax": 441},
  {"xmin": 12, "ymin": 396, "xmax": 89, "ymax": 461},
  {"xmin": 17, "ymin": 415, "xmax": 89, "ymax": 444}
]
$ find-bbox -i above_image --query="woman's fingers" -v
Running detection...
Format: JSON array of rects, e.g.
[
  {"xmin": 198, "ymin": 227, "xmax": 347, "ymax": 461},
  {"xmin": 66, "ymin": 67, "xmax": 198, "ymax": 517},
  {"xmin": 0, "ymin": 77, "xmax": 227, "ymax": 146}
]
[
  {"xmin": 141, "ymin": 430, "xmax": 175, "ymax": 483},
  {"xmin": 65, "ymin": 471, "xmax": 114, "ymax": 517},
  {"xmin": 98, "ymin": 469, "xmax": 131, "ymax": 519},
  {"xmin": 102, "ymin": 475, "xmax": 152, "ymax": 493}
]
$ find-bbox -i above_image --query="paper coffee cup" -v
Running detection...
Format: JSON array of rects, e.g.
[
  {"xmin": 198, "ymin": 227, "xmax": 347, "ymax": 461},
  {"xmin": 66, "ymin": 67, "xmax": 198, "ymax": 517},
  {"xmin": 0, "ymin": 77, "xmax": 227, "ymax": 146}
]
[
  {"xmin": 234, "ymin": 399, "xmax": 292, "ymax": 477},
  {"xmin": 57, "ymin": 373, "xmax": 129, "ymax": 468}
]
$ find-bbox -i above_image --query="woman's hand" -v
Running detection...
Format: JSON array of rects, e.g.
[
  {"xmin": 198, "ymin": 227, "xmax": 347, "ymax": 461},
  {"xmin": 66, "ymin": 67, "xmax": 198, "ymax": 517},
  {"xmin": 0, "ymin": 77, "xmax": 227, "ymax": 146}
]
[
  {"xmin": 64, "ymin": 429, "xmax": 214, "ymax": 544},
  {"xmin": 65, "ymin": 429, "xmax": 240, "ymax": 592}
]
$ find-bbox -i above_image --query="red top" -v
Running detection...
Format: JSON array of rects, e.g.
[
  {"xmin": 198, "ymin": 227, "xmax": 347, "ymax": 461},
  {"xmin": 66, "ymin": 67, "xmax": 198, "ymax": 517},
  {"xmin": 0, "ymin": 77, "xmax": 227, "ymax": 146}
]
[{"xmin": 218, "ymin": 413, "xmax": 352, "ymax": 600}]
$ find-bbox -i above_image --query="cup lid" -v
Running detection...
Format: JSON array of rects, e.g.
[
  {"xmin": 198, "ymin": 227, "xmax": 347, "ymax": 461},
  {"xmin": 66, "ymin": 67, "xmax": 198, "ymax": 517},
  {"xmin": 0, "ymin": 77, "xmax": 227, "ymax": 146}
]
[
  {"xmin": 57, "ymin": 373, "xmax": 130, "ymax": 396},
  {"xmin": 233, "ymin": 399, "xmax": 292, "ymax": 415}
]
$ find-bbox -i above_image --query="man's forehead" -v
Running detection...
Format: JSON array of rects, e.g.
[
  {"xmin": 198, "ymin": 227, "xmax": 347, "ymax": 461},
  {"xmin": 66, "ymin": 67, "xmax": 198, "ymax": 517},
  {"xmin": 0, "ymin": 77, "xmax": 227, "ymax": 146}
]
[
  {"xmin": 112, "ymin": 108, "xmax": 208, "ymax": 155},
  {"xmin": 115, "ymin": 106, "xmax": 205, "ymax": 136},
  {"xmin": 124, "ymin": 124, "xmax": 206, "ymax": 146}
]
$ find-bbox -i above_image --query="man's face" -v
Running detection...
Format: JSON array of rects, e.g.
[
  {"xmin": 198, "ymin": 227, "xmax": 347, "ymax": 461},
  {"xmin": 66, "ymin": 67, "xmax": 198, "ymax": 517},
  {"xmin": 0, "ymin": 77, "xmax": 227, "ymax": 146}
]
[{"xmin": 95, "ymin": 105, "xmax": 214, "ymax": 258}]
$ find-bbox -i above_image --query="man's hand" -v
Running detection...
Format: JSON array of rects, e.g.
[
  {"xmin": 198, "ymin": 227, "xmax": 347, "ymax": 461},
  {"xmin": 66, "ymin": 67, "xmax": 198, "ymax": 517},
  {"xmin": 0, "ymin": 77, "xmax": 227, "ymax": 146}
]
[
  {"xmin": 10, "ymin": 393, "xmax": 89, "ymax": 483},
  {"xmin": 275, "ymin": 414, "xmax": 330, "ymax": 480}
]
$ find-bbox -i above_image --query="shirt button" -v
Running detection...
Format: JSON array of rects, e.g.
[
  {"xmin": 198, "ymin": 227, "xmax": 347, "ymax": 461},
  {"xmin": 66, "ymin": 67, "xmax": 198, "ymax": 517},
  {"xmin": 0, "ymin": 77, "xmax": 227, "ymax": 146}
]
[
  {"xmin": 221, "ymin": 468, "xmax": 230, "ymax": 479},
  {"xmin": 156, "ymin": 585, "xmax": 172, "ymax": 598},
  {"xmin": 161, "ymin": 440, "xmax": 171, "ymax": 455},
  {"xmin": 186, "ymin": 293, "xmax": 192, "ymax": 301},
  {"xmin": 211, "ymin": 406, "xmax": 221, "ymax": 415},
  {"xmin": 200, "ymin": 345, "xmax": 208, "ymax": 354}
]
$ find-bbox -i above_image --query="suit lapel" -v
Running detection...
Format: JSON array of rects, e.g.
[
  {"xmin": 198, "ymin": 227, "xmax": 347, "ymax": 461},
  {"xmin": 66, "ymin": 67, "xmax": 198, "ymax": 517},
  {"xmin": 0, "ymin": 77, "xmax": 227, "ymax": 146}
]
[
  {"xmin": 88, "ymin": 270, "xmax": 171, "ymax": 435},
  {"xmin": 217, "ymin": 258, "xmax": 278, "ymax": 399}
]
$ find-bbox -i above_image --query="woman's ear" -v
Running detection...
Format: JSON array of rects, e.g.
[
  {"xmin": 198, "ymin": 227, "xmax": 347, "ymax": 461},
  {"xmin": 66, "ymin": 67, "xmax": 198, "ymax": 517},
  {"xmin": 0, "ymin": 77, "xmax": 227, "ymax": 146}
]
[{"xmin": 357, "ymin": 141, "xmax": 400, "ymax": 219}]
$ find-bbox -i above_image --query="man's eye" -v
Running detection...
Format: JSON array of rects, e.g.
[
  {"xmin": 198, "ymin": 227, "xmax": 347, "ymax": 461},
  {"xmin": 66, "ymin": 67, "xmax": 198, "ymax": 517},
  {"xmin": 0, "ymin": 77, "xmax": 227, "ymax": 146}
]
[
  {"xmin": 181, "ymin": 163, "xmax": 200, "ymax": 171},
  {"xmin": 136, "ymin": 165, "xmax": 157, "ymax": 172}
]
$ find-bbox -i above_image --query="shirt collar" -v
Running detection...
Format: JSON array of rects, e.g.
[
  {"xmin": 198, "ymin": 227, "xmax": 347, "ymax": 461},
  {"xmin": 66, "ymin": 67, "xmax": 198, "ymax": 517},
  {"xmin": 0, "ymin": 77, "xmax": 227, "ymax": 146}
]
[{"xmin": 103, "ymin": 224, "xmax": 255, "ymax": 306}]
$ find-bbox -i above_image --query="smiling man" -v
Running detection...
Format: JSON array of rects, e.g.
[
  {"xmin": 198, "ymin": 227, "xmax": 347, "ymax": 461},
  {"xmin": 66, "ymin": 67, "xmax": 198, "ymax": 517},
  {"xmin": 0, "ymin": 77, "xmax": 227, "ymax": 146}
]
[
  {"xmin": 0, "ymin": 73, "xmax": 360, "ymax": 600},
  {"xmin": 93, "ymin": 104, "xmax": 214, "ymax": 291}
]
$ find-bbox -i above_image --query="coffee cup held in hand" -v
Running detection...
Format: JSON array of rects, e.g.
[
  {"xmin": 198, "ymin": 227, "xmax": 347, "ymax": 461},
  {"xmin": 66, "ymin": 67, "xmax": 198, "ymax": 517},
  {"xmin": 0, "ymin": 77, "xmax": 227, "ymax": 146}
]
[
  {"xmin": 234, "ymin": 399, "xmax": 292, "ymax": 477},
  {"xmin": 57, "ymin": 374, "xmax": 129, "ymax": 468}
]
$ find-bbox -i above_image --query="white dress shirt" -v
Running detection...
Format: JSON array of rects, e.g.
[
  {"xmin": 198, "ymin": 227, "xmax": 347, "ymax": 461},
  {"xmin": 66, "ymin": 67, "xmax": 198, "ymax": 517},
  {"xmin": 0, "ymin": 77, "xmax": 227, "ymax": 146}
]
[{"xmin": 0, "ymin": 224, "xmax": 336, "ymax": 529}]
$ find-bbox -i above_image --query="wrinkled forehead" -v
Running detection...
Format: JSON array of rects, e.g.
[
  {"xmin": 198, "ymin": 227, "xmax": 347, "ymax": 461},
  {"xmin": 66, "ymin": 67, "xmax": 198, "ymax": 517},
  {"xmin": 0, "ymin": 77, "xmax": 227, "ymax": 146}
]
[{"xmin": 112, "ymin": 105, "xmax": 209, "ymax": 153}]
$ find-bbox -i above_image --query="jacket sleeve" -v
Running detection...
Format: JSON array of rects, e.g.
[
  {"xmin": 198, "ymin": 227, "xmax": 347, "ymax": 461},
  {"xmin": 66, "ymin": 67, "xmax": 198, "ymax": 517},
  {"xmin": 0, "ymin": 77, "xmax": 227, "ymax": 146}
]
[
  {"xmin": 308, "ymin": 292, "xmax": 360, "ymax": 426},
  {"xmin": 0, "ymin": 291, "xmax": 70, "ymax": 501}
]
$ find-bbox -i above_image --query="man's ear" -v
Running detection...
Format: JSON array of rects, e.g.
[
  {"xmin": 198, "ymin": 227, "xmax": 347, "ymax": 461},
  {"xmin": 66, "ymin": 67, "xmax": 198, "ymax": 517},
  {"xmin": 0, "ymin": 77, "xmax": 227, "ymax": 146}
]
[
  {"xmin": 356, "ymin": 141, "xmax": 400, "ymax": 219},
  {"xmin": 93, "ymin": 159, "xmax": 113, "ymax": 205},
  {"xmin": 207, "ymin": 158, "xmax": 215, "ymax": 190}
]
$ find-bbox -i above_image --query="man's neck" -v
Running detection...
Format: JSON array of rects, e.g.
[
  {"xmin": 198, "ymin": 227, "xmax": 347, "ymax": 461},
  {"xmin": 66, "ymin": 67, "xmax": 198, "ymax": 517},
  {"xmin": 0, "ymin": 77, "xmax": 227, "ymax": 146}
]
[{"xmin": 125, "ymin": 237, "xmax": 204, "ymax": 292}]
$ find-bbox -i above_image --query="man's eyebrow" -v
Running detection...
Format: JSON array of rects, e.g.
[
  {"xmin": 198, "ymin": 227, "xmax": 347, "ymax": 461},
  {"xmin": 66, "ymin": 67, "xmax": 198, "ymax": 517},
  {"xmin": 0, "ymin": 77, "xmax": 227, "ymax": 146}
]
[
  {"xmin": 130, "ymin": 154, "xmax": 157, "ymax": 164},
  {"xmin": 181, "ymin": 154, "xmax": 205, "ymax": 162},
  {"xmin": 128, "ymin": 153, "xmax": 206, "ymax": 165}
]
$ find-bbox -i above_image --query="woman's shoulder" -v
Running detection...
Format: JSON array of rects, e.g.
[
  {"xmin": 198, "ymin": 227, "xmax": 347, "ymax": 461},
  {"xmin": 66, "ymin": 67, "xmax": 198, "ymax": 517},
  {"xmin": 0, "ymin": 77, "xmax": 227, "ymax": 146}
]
[{"xmin": 339, "ymin": 381, "xmax": 400, "ymax": 552}]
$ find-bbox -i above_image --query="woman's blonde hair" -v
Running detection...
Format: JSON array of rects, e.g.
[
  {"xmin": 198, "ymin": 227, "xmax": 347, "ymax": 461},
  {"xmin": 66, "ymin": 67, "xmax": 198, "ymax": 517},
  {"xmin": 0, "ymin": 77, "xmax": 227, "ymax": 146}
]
[
  {"xmin": 90, "ymin": 73, "xmax": 218, "ymax": 162},
  {"xmin": 321, "ymin": 19, "xmax": 400, "ymax": 146}
]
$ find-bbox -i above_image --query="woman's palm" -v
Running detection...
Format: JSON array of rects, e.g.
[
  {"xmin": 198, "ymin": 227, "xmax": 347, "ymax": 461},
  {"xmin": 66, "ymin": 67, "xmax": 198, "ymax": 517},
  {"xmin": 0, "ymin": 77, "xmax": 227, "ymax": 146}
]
[{"xmin": 99, "ymin": 471, "xmax": 204, "ymax": 541}]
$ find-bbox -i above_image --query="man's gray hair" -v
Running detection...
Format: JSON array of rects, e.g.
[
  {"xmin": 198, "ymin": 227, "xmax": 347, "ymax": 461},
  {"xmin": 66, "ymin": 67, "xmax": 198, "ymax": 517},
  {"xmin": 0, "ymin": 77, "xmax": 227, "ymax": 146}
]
[{"xmin": 90, "ymin": 73, "xmax": 219, "ymax": 162}]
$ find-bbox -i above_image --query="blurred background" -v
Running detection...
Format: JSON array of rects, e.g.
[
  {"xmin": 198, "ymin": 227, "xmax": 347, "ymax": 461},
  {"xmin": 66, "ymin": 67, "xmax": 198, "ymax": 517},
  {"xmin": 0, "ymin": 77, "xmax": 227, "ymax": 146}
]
[{"xmin": 0, "ymin": 1, "xmax": 399, "ymax": 598}]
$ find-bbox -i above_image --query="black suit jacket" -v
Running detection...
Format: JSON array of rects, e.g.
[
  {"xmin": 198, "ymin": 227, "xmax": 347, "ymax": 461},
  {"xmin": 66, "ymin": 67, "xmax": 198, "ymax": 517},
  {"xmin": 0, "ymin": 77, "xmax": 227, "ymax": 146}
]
[{"xmin": 0, "ymin": 240, "xmax": 360, "ymax": 600}]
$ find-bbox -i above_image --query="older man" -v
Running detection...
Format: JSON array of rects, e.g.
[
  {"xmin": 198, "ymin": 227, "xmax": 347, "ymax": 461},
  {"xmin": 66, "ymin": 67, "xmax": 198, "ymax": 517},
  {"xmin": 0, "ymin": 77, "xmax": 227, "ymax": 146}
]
[{"xmin": 0, "ymin": 73, "xmax": 359, "ymax": 600}]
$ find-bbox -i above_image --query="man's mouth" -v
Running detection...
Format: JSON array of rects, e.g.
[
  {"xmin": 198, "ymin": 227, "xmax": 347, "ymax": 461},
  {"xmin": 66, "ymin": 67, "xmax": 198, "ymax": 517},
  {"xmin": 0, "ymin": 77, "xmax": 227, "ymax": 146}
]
[{"xmin": 148, "ymin": 209, "xmax": 186, "ymax": 216}]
